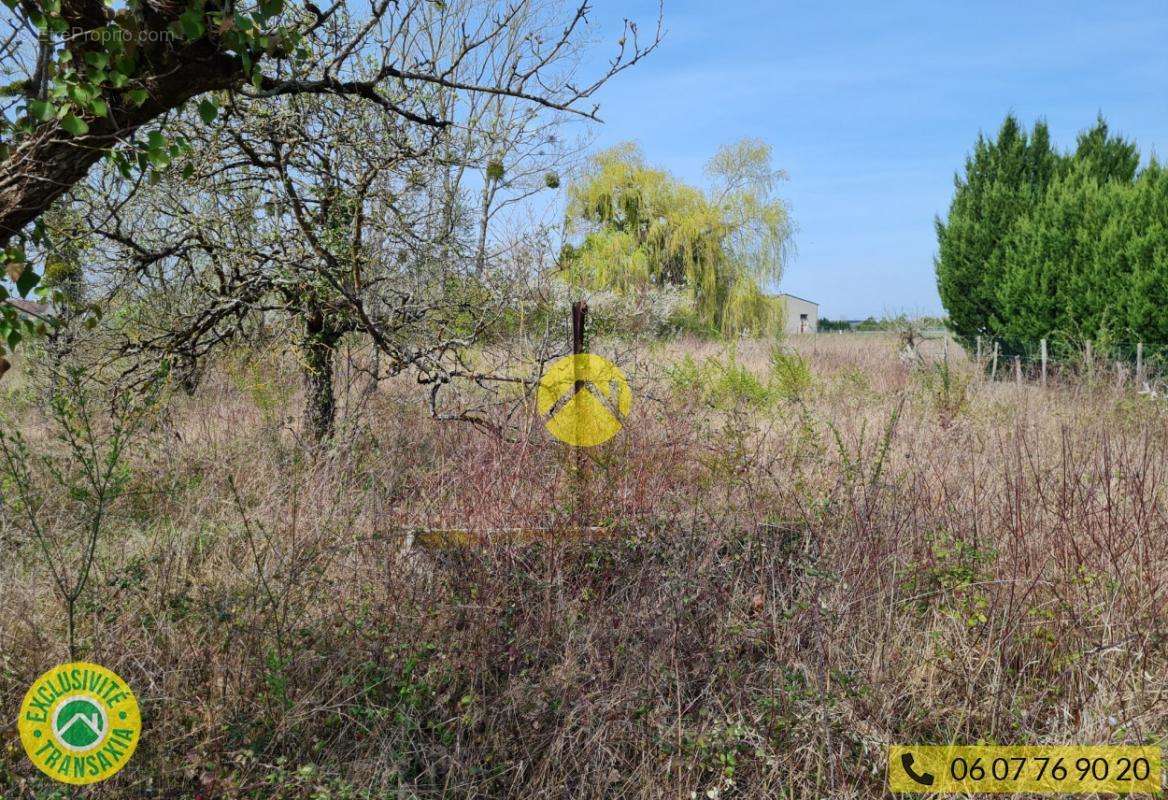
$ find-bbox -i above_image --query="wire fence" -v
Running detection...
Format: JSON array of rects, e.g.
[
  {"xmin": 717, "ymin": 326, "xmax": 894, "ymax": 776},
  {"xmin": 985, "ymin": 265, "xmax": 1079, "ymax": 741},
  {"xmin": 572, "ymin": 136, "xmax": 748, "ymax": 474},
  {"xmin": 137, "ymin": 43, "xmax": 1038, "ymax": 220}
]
[
  {"xmin": 939, "ymin": 333, "xmax": 1168, "ymax": 391},
  {"xmin": 816, "ymin": 329, "xmax": 1168, "ymax": 391}
]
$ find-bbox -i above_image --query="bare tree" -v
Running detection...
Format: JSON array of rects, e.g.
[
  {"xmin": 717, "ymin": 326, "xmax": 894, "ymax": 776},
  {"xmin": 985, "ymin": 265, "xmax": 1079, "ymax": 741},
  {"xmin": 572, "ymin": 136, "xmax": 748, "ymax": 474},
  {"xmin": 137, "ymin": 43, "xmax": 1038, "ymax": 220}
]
[
  {"xmin": 0, "ymin": 0, "xmax": 661, "ymax": 362},
  {"xmin": 76, "ymin": 2, "xmax": 629, "ymax": 441}
]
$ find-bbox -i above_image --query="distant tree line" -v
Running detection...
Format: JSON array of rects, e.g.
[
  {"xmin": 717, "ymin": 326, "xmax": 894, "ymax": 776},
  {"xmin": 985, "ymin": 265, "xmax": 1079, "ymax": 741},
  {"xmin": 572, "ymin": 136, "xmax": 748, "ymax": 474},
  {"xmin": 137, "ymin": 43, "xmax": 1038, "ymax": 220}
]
[
  {"xmin": 817, "ymin": 318, "xmax": 854, "ymax": 332},
  {"xmin": 817, "ymin": 315, "xmax": 946, "ymax": 333},
  {"xmin": 935, "ymin": 115, "xmax": 1168, "ymax": 354}
]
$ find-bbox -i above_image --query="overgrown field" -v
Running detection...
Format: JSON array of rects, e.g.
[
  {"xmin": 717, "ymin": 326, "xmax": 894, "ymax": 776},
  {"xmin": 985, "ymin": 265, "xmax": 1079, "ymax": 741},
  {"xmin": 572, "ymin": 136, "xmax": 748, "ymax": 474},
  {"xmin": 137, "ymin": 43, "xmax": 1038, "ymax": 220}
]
[{"xmin": 2, "ymin": 334, "xmax": 1166, "ymax": 799}]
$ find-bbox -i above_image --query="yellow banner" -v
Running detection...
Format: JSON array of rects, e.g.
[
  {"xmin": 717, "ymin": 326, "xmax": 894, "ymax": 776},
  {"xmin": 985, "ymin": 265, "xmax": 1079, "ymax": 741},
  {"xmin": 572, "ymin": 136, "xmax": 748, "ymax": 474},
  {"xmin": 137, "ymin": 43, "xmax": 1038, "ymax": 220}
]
[{"xmin": 888, "ymin": 745, "xmax": 1161, "ymax": 794}]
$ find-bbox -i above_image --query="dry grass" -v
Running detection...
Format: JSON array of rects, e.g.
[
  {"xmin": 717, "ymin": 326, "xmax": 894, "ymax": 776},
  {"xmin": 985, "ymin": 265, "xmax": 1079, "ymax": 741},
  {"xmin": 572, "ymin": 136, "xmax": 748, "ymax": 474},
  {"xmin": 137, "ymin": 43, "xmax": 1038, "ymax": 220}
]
[{"xmin": 2, "ymin": 333, "xmax": 1166, "ymax": 799}]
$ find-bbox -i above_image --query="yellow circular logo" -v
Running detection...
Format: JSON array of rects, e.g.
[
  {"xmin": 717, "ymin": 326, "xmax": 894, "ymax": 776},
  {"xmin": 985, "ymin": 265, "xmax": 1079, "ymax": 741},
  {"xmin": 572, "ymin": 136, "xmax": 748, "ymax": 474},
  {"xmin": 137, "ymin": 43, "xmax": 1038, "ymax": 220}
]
[
  {"xmin": 537, "ymin": 354, "xmax": 632, "ymax": 447},
  {"xmin": 18, "ymin": 662, "xmax": 141, "ymax": 785}
]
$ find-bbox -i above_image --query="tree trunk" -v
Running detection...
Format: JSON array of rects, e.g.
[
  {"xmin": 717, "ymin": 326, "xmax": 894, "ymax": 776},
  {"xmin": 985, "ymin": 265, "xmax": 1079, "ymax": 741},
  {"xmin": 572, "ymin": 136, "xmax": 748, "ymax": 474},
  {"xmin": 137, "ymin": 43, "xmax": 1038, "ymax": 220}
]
[
  {"xmin": 301, "ymin": 308, "xmax": 340, "ymax": 443},
  {"xmin": 475, "ymin": 177, "xmax": 492, "ymax": 276},
  {"xmin": 0, "ymin": 45, "xmax": 241, "ymax": 245},
  {"xmin": 176, "ymin": 353, "xmax": 203, "ymax": 396}
]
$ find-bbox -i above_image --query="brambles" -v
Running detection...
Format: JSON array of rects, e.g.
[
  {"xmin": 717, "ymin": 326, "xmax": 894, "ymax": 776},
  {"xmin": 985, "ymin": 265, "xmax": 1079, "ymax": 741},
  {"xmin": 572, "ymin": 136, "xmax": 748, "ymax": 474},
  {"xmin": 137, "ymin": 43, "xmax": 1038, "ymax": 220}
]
[{"xmin": 1, "ymin": 333, "xmax": 1166, "ymax": 797}]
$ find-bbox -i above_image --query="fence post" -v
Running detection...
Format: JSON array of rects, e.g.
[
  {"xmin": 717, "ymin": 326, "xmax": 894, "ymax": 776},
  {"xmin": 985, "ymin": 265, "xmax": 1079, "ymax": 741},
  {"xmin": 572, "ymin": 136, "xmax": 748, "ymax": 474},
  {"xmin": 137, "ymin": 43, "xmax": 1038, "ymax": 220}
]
[
  {"xmin": 976, "ymin": 336, "xmax": 982, "ymax": 365},
  {"xmin": 571, "ymin": 300, "xmax": 589, "ymax": 528},
  {"xmin": 990, "ymin": 341, "xmax": 999, "ymax": 381},
  {"xmin": 1014, "ymin": 355, "xmax": 1021, "ymax": 386},
  {"xmin": 1040, "ymin": 339, "xmax": 1048, "ymax": 387},
  {"xmin": 1085, "ymin": 340, "xmax": 1093, "ymax": 380},
  {"xmin": 1137, "ymin": 342, "xmax": 1145, "ymax": 385},
  {"xmin": 943, "ymin": 331, "xmax": 949, "ymax": 365}
]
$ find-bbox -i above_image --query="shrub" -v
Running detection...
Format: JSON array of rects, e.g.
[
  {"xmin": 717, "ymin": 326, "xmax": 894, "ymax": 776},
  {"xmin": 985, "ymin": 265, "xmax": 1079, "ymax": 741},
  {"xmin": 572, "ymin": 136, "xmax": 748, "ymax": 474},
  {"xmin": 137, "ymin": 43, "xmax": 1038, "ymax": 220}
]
[
  {"xmin": 769, "ymin": 346, "xmax": 813, "ymax": 402},
  {"xmin": 667, "ymin": 348, "xmax": 773, "ymax": 409},
  {"xmin": 916, "ymin": 357, "xmax": 971, "ymax": 427}
]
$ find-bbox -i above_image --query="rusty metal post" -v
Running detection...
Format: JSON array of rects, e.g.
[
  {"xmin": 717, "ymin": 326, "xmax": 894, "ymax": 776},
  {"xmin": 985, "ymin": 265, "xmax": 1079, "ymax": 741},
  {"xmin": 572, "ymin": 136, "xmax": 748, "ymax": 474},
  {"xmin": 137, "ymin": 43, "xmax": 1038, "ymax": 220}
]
[
  {"xmin": 571, "ymin": 301, "xmax": 589, "ymax": 530},
  {"xmin": 572, "ymin": 300, "xmax": 587, "ymax": 372}
]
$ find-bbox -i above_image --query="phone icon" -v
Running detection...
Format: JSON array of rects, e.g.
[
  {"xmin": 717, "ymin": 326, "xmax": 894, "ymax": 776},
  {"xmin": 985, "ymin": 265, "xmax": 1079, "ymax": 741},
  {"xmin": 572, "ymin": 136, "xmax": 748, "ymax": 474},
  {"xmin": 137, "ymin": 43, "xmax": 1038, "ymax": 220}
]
[{"xmin": 901, "ymin": 752, "xmax": 935, "ymax": 786}]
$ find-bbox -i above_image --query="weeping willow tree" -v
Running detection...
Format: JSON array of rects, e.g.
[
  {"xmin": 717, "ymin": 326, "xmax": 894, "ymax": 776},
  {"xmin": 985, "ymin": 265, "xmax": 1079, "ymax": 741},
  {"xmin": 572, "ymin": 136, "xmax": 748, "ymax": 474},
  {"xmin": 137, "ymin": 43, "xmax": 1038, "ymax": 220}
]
[{"xmin": 562, "ymin": 140, "xmax": 793, "ymax": 336}]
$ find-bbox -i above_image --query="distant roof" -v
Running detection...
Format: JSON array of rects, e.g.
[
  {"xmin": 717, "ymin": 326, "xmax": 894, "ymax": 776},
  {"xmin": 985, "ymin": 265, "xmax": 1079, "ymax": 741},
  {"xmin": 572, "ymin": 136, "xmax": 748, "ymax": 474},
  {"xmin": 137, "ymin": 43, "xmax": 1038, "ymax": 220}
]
[
  {"xmin": 774, "ymin": 292, "xmax": 818, "ymax": 307},
  {"xmin": 3, "ymin": 298, "xmax": 50, "ymax": 319}
]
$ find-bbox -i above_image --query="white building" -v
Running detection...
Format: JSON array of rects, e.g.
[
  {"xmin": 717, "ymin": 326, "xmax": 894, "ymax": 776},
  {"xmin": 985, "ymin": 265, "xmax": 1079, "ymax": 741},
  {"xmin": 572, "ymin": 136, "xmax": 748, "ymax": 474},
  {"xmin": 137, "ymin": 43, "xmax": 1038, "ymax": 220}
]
[{"xmin": 776, "ymin": 293, "xmax": 818, "ymax": 334}]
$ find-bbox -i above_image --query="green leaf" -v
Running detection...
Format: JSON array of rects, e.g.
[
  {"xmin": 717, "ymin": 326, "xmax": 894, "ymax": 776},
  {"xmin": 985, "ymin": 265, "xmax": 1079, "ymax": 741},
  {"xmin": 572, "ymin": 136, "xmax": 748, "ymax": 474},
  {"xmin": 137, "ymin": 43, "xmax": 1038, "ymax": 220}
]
[
  {"xmin": 179, "ymin": 9, "xmax": 204, "ymax": 38},
  {"xmin": 61, "ymin": 113, "xmax": 89, "ymax": 136},
  {"xmin": 28, "ymin": 99, "xmax": 54, "ymax": 121},
  {"xmin": 182, "ymin": 163, "xmax": 194, "ymax": 179},
  {"xmin": 84, "ymin": 51, "xmax": 109, "ymax": 69},
  {"xmin": 89, "ymin": 98, "xmax": 108, "ymax": 117},
  {"xmin": 147, "ymin": 130, "xmax": 166, "ymax": 150},
  {"xmin": 197, "ymin": 98, "xmax": 218, "ymax": 124},
  {"xmin": 15, "ymin": 266, "xmax": 40, "ymax": 297},
  {"xmin": 109, "ymin": 71, "xmax": 128, "ymax": 88},
  {"xmin": 112, "ymin": 151, "xmax": 132, "ymax": 178},
  {"xmin": 68, "ymin": 82, "xmax": 92, "ymax": 104},
  {"xmin": 126, "ymin": 88, "xmax": 149, "ymax": 106}
]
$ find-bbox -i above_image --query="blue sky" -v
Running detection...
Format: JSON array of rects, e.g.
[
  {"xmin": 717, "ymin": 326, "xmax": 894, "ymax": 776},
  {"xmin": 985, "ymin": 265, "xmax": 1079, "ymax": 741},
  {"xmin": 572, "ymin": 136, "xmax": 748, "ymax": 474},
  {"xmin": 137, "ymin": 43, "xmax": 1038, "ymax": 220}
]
[{"xmin": 580, "ymin": 1, "xmax": 1168, "ymax": 319}]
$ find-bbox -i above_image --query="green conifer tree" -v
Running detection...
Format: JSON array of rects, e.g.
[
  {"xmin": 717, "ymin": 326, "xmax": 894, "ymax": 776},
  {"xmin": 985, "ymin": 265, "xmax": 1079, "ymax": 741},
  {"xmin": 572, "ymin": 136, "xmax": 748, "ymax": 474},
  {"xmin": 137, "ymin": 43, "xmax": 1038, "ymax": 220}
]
[{"xmin": 935, "ymin": 116, "xmax": 1063, "ymax": 345}]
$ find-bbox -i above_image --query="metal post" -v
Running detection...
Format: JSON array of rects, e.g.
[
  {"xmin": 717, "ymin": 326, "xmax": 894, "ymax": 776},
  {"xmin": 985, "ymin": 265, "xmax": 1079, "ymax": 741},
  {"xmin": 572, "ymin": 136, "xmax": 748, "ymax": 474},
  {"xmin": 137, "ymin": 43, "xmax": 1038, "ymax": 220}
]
[
  {"xmin": 1137, "ymin": 342, "xmax": 1144, "ymax": 385},
  {"xmin": 570, "ymin": 300, "xmax": 589, "ymax": 530},
  {"xmin": 1014, "ymin": 355, "xmax": 1021, "ymax": 386},
  {"xmin": 991, "ymin": 341, "xmax": 999, "ymax": 381},
  {"xmin": 1040, "ymin": 338, "xmax": 1048, "ymax": 387}
]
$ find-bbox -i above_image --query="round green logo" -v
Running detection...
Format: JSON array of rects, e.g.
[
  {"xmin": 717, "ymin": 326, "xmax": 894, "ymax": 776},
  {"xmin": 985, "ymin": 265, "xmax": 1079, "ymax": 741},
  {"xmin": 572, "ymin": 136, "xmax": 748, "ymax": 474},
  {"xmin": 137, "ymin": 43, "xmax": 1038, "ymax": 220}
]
[
  {"xmin": 53, "ymin": 696, "xmax": 107, "ymax": 750},
  {"xmin": 18, "ymin": 662, "xmax": 141, "ymax": 785}
]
